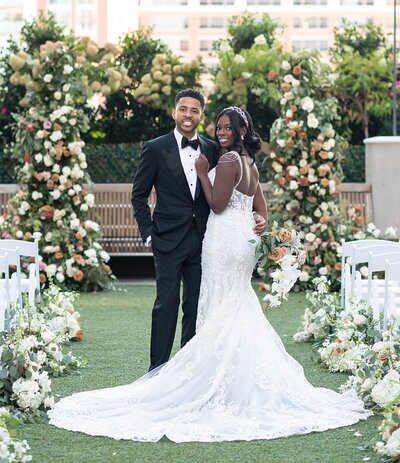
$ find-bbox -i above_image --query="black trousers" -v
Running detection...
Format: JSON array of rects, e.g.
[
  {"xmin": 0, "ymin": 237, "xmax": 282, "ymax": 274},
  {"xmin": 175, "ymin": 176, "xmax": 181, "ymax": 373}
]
[{"xmin": 149, "ymin": 222, "xmax": 202, "ymax": 371}]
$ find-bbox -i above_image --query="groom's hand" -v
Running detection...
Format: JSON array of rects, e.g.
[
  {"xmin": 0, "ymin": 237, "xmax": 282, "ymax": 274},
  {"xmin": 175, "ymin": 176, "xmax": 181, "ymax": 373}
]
[{"xmin": 253, "ymin": 213, "xmax": 267, "ymax": 235}]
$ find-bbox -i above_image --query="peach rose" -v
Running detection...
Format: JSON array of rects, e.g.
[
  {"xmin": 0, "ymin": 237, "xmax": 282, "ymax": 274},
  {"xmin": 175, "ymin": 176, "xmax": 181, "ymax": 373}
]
[
  {"xmin": 73, "ymin": 270, "xmax": 84, "ymax": 282},
  {"xmin": 268, "ymin": 246, "xmax": 287, "ymax": 261},
  {"xmin": 293, "ymin": 65, "xmax": 302, "ymax": 75},
  {"xmin": 278, "ymin": 229, "xmax": 292, "ymax": 242}
]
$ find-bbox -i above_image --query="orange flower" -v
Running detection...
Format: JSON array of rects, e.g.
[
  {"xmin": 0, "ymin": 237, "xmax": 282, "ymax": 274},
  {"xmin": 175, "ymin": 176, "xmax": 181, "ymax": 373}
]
[
  {"xmin": 378, "ymin": 351, "xmax": 390, "ymax": 361},
  {"xmin": 320, "ymin": 178, "xmax": 330, "ymax": 187},
  {"xmin": 103, "ymin": 264, "xmax": 111, "ymax": 273},
  {"xmin": 39, "ymin": 205, "xmax": 55, "ymax": 220},
  {"xmin": 73, "ymin": 254, "xmax": 85, "ymax": 265},
  {"xmin": 268, "ymin": 70, "xmax": 277, "ymax": 80},
  {"xmin": 333, "ymin": 345, "xmax": 343, "ymax": 355},
  {"xmin": 75, "ymin": 232, "xmax": 83, "ymax": 241},
  {"xmin": 286, "ymin": 138, "xmax": 294, "ymax": 146},
  {"xmin": 290, "ymin": 105, "xmax": 298, "ymax": 113},
  {"xmin": 64, "ymin": 181, "xmax": 73, "ymax": 189},
  {"xmin": 319, "ymin": 150, "xmax": 330, "ymax": 160},
  {"xmin": 73, "ymin": 270, "xmax": 84, "ymax": 282},
  {"xmin": 55, "ymin": 251, "xmax": 63, "ymax": 260},
  {"xmin": 293, "ymin": 65, "xmax": 302, "ymax": 75},
  {"xmin": 287, "ymin": 129, "xmax": 296, "ymax": 138},
  {"xmin": 278, "ymin": 229, "xmax": 292, "ymax": 242},
  {"xmin": 53, "ymin": 123, "xmax": 62, "ymax": 131},
  {"xmin": 39, "ymin": 273, "xmax": 47, "ymax": 284},
  {"xmin": 24, "ymin": 232, "xmax": 32, "ymax": 240},
  {"xmin": 72, "ymin": 329, "xmax": 84, "ymax": 342},
  {"xmin": 268, "ymin": 246, "xmax": 287, "ymax": 261},
  {"xmin": 280, "ymin": 82, "xmax": 291, "ymax": 92},
  {"xmin": 355, "ymin": 216, "xmax": 364, "ymax": 226},
  {"xmin": 299, "ymin": 166, "xmax": 308, "ymax": 175},
  {"xmin": 298, "ymin": 132, "xmax": 307, "ymax": 139},
  {"xmin": 335, "ymin": 262, "xmax": 342, "ymax": 271},
  {"xmin": 277, "ymin": 177, "xmax": 286, "ymax": 186}
]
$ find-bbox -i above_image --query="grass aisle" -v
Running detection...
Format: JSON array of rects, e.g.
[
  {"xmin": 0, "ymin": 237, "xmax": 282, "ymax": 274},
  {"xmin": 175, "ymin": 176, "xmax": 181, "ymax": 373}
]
[{"xmin": 19, "ymin": 286, "xmax": 381, "ymax": 463}]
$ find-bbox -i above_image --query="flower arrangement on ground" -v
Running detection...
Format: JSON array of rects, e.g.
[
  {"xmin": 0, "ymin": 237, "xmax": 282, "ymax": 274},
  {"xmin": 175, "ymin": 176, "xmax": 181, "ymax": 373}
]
[{"xmin": 0, "ymin": 408, "xmax": 31, "ymax": 462}]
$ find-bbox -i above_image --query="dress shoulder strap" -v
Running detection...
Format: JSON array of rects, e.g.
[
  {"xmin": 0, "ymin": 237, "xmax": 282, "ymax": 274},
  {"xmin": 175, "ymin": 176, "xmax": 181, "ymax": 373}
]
[{"xmin": 218, "ymin": 151, "xmax": 242, "ymax": 188}]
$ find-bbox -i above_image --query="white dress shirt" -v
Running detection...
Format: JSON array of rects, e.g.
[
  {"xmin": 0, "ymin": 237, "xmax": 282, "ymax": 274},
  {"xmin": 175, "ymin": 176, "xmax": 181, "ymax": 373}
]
[{"xmin": 173, "ymin": 128, "xmax": 200, "ymax": 200}]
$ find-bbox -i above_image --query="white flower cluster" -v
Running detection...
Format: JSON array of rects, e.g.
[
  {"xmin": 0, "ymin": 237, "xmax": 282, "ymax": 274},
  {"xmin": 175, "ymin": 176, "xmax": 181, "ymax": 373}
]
[
  {"xmin": 0, "ymin": 408, "xmax": 31, "ymax": 462},
  {"xmin": 263, "ymin": 255, "xmax": 301, "ymax": 307}
]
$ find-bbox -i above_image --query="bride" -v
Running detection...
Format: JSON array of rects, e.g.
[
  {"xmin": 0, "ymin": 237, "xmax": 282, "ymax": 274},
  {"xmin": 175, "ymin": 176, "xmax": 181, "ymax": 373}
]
[{"xmin": 48, "ymin": 107, "xmax": 371, "ymax": 442}]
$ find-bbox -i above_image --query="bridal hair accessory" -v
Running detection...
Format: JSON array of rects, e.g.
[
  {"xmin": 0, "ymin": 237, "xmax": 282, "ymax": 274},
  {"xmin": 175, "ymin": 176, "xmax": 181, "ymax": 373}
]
[{"xmin": 226, "ymin": 106, "xmax": 249, "ymax": 128}]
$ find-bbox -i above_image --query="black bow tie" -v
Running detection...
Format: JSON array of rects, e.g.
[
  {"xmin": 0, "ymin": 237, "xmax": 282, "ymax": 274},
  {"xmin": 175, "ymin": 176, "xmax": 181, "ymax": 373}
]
[{"xmin": 181, "ymin": 137, "xmax": 199, "ymax": 150}]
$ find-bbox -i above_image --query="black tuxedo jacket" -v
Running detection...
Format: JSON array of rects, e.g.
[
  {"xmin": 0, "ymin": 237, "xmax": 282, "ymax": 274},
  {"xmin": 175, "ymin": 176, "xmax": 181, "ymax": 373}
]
[{"xmin": 131, "ymin": 131, "xmax": 219, "ymax": 253}]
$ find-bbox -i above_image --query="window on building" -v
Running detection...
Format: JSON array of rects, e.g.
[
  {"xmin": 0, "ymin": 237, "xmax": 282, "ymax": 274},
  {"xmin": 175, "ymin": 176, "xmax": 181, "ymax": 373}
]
[
  {"xmin": 151, "ymin": 16, "xmax": 189, "ymax": 30},
  {"xmin": 163, "ymin": 37, "xmax": 190, "ymax": 52},
  {"xmin": 293, "ymin": 0, "xmax": 327, "ymax": 5},
  {"xmin": 199, "ymin": 40, "xmax": 214, "ymax": 51},
  {"xmin": 200, "ymin": 0, "xmax": 234, "ymax": 5},
  {"xmin": 339, "ymin": 0, "xmax": 374, "ymax": 5},
  {"xmin": 292, "ymin": 40, "xmax": 328, "ymax": 51},
  {"xmin": 293, "ymin": 17, "xmax": 302, "ymax": 28},
  {"xmin": 306, "ymin": 17, "xmax": 328, "ymax": 28},
  {"xmin": 246, "ymin": 0, "xmax": 281, "ymax": 5},
  {"xmin": 153, "ymin": 0, "xmax": 188, "ymax": 5},
  {"xmin": 199, "ymin": 17, "xmax": 228, "ymax": 28}
]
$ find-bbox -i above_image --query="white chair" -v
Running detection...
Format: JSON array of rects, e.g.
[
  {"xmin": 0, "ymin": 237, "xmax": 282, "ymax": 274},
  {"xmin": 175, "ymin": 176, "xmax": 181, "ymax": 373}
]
[
  {"xmin": 0, "ymin": 254, "xmax": 11, "ymax": 331},
  {"xmin": 0, "ymin": 239, "xmax": 40, "ymax": 304},
  {"xmin": 340, "ymin": 239, "xmax": 398, "ymax": 307},
  {"xmin": 384, "ymin": 260, "xmax": 400, "ymax": 330},
  {"xmin": 366, "ymin": 251, "xmax": 400, "ymax": 322}
]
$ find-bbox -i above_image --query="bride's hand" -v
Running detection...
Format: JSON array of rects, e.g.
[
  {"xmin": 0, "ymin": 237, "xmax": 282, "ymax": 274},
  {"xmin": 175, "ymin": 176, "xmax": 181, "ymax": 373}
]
[{"xmin": 195, "ymin": 153, "xmax": 209, "ymax": 178}]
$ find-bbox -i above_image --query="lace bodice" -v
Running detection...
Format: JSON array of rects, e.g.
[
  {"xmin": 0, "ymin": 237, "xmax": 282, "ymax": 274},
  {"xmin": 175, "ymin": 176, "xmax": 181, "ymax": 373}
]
[{"xmin": 208, "ymin": 151, "xmax": 254, "ymax": 214}]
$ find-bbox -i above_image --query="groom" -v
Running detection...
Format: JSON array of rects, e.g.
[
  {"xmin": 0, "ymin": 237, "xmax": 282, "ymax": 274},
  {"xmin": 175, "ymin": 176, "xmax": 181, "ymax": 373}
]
[{"xmin": 132, "ymin": 89, "xmax": 265, "ymax": 371}]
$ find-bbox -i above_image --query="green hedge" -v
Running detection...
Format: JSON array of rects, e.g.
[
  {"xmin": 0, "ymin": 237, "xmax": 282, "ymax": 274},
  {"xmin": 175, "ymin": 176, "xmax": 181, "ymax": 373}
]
[
  {"xmin": 0, "ymin": 142, "xmax": 144, "ymax": 184},
  {"xmin": 342, "ymin": 145, "xmax": 365, "ymax": 183},
  {"xmin": 0, "ymin": 142, "xmax": 366, "ymax": 184}
]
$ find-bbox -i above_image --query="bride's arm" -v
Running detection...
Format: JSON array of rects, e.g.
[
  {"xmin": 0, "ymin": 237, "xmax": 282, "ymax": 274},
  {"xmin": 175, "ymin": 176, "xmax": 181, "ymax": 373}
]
[
  {"xmin": 195, "ymin": 154, "xmax": 239, "ymax": 214},
  {"xmin": 253, "ymin": 183, "xmax": 268, "ymax": 221}
]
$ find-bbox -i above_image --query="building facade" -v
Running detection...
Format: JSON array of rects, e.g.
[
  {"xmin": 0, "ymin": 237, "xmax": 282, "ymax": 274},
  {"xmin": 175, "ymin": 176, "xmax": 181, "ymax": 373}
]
[{"xmin": 0, "ymin": 0, "xmax": 397, "ymax": 63}]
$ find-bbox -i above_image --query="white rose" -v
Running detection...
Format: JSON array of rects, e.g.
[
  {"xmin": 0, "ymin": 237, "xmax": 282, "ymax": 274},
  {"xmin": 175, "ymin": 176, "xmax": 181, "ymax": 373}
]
[
  {"xmin": 254, "ymin": 34, "xmax": 267, "ymax": 45},
  {"xmin": 234, "ymin": 54, "xmax": 245, "ymax": 64},
  {"xmin": 283, "ymin": 74, "xmax": 293, "ymax": 83},
  {"xmin": 35, "ymin": 153, "xmax": 43, "ymax": 163},
  {"xmin": 50, "ymin": 189, "xmax": 61, "ymax": 200},
  {"xmin": 301, "ymin": 96, "xmax": 314, "ymax": 112},
  {"xmin": 289, "ymin": 180, "xmax": 298, "ymax": 190},
  {"xmin": 54, "ymin": 91, "xmax": 62, "ymax": 100},
  {"xmin": 44, "ymin": 73, "xmax": 53, "ymax": 83},
  {"xmin": 46, "ymin": 264, "xmax": 57, "ymax": 275},
  {"xmin": 318, "ymin": 267, "xmax": 328, "ymax": 276},
  {"xmin": 305, "ymin": 232, "xmax": 316, "ymax": 242},
  {"xmin": 70, "ymin": 218, "xmax": 80, "ymax": 229},
  {"xmin": 80, "ymin": 203, "xmax": 89, "ymax": 212},
  {"xmin": 50, "ymin": 130, "xmax": 63, "ymax": 142},
  {"xmin": 32, "ymin": 191, "xmax": 43, "ymax": 200},
  {"xmin": 62, "ymin": 83, "xmax": 71, "ymax": 92},
  {"xmin": 16, "ymin": 230, "xmax": 23, "ymax": 238},
  {"xmin": 353, "ymin": 314, "xmax": 366, "ymax": 325},
  {"xmin": 281, "ymin": 60, "xmax": 291, "ymax": 70},
  {"xmin": 307, "ymin": 113, "xmax": 319, "ymax": 128},
  {"xmin": 56, "ymin": 272, "xmax": 65, "ymax": 283},
  {"xmin": 63, "ymin": 64, "xmax": 73, "ymax": 75},
  {"xmin": 299, "ymin": 271, "xmax": 310, "ymax": 282}
]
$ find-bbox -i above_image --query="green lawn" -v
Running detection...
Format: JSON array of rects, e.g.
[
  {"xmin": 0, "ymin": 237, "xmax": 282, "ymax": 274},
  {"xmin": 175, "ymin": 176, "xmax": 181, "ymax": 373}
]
[{"xmin": 19, "ymin": 286, "xmax": 382, "ymax": 463}]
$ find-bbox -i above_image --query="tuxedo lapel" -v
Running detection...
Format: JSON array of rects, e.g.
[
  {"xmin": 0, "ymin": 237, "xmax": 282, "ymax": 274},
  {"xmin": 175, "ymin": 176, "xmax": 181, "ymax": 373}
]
[{"xmin": 161, "ymin": 132, "xmax": 192, "ymax": 201}]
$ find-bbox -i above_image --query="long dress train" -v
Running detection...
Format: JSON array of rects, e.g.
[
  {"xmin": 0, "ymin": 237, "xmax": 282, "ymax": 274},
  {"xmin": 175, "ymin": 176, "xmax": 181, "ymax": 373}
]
[{"xmin": 48, "ymin": 153, "xmax": 371, "ymax": 442}]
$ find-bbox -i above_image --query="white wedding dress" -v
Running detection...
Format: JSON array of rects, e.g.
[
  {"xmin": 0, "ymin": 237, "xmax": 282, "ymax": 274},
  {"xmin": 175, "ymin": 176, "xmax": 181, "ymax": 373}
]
[{"xmin": 48, "ymin": 152, "xmax": 371, "ymax": 442}]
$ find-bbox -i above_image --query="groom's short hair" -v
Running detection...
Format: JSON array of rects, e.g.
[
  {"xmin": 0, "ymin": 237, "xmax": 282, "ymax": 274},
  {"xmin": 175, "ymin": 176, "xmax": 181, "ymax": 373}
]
[{"xmin": 174, "ymin": 89, "xmax": 205, "ymax": 110}]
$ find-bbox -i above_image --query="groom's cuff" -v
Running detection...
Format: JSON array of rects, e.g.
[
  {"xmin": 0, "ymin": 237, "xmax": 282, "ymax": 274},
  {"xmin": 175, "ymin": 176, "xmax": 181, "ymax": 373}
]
[{"xmin": 145, "ymin": 236, "xmax": 152, "ymax": 247}]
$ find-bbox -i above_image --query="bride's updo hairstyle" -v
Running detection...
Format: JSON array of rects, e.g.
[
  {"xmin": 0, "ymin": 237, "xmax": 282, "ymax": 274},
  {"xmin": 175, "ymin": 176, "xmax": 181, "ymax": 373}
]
[{"xmin": 215, "ymin": 106, "xmax": 261, "ymax": 165}]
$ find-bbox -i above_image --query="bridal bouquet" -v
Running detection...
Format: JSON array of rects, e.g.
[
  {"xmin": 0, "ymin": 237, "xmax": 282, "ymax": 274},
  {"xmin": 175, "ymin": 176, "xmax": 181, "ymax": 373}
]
[{"xmin": 255, "ymin": 222, "xmax": 305, "ymax": 307}]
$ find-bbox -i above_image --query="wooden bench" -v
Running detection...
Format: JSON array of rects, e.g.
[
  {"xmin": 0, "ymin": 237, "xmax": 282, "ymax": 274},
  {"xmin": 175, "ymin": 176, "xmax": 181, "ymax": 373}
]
[{"xmin": 0, "ymin": 182, "xmax": 373, "ymax": 255}]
